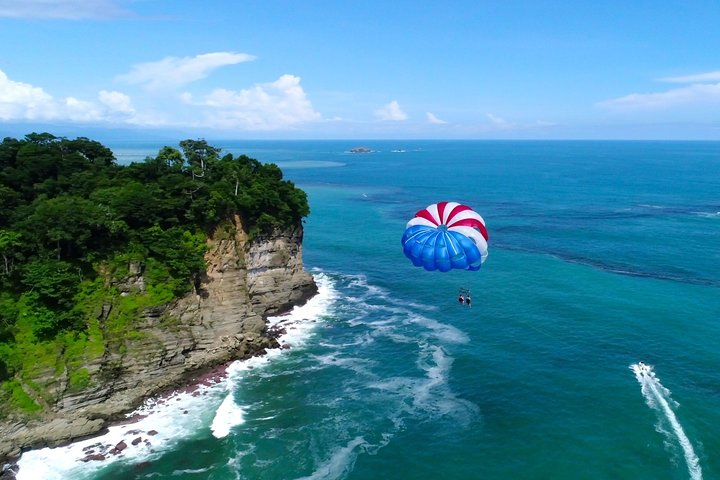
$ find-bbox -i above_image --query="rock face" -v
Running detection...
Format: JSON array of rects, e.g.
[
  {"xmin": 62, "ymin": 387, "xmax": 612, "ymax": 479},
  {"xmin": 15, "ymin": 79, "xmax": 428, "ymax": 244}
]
[{"xmin": 0, "ymin": 216, "xmax": 317, "ymax": 462}]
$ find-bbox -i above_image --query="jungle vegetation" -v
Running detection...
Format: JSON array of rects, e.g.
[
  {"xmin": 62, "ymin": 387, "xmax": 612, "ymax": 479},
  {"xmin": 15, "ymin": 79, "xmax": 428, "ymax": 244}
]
[{"xmin": 0, "ymin": 133, "xmax": 309, "ymax": 414}]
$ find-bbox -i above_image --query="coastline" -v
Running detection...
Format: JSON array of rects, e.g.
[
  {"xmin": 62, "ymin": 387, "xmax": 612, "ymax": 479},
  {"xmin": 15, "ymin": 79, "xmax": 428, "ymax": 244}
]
[
  {"xmin": 0, "ymin": 336, "xmax": 265, "ymax": 479},
  {"xmin": 0, "ymin": 325, "xmax": 278, "ymax": 467},
  {"xmin": 6, "ymin": 273, "xmax": 332, "ymax": 480}
]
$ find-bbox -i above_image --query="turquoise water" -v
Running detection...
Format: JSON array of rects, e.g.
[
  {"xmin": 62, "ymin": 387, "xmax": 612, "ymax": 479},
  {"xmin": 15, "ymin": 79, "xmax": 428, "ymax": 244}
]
[{"xmin": 20, "ymin": 141, "xmax": 720, "ymax": 479}]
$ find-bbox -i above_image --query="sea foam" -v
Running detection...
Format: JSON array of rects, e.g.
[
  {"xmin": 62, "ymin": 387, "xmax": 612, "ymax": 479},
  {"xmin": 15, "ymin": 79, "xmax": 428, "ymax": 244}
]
[{"xmin": 16, "ymin": 381, "xmax": 226, "ymax": 480}]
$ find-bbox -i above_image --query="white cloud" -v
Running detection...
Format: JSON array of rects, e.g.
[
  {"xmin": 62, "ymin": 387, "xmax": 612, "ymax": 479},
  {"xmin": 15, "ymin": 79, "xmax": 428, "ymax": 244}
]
[
  {"xmin": 0, "ymin": 0, "xmax": 130, "ymax": 19},
  {"xmin": 0, "ymin": 69, "xmax": 55, "ymax": 120},
  {"xmin": 486, "ymin": 113, "xmax": 514, "ymax": 129},
  {"xmin": 659, "ymin": 71, "xmax": 720, "ymax": 83},
  {"xmin": 98, "ymin": 90, "xmax": 135, "ymax": 114},
  {"xmin": 598, "ymin": 70, "xmax": 720, "ymax": 110},
  {"xmin": 63, "ymin": 97, "xmax": 104, "ymax": 121},
  {"xmin": 116, "ymin": 52, "xmax": 256, "ymax": 91},
  {"xmin": 0, "ymin": 69, "xmax": 142, "ymax": 123},
  {"xmin": 597, "ymin": 83, "xmax": 720, "ymax": 110},
  {"xmin": 183, "ymin": 74, "xmax": 322, "ymax": 130},
  {"xmin": 0, "ymin": 68, "xmax": 323, "ymax": 130},
  {"xmin": 426, "ymin": 112, "xmax": 447, "ymax": 125},
  {"xmin": 375, "ymin": 100, "xmax": 407, "ymax": 121},
  {"xmin": 0, "ymin": 70, "xmax": 50, "ymax": 105}
]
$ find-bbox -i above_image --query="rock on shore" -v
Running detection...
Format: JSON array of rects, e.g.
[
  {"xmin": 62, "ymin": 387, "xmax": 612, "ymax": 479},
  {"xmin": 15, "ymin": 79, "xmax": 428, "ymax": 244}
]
[{"xmin": 0, "ymin": 216, "xmax": 317, "ymax": 463}]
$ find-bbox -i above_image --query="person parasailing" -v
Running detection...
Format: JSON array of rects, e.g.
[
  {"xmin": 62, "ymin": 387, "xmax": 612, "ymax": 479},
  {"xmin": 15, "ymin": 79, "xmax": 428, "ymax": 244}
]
[
  {"xmin": 458, "ymin": 287, "xmax": 470, "ymax": 305},
  {"xmin": 401, "ymin": 201, "xmax": 489, "ymax": 309}
]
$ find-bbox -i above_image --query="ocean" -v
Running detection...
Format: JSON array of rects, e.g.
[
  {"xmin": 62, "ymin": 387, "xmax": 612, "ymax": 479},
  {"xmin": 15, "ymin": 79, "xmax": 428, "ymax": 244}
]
[{"xmin": 16, "ymin": 140, "xmax": 720, "ymax": 479}]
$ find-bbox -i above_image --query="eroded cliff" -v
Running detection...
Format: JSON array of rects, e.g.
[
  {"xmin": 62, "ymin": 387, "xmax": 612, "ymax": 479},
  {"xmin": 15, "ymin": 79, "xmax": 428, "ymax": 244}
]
[{"xmin": 0, "ymin": 215, "xmax": 317, "ymax": 462}]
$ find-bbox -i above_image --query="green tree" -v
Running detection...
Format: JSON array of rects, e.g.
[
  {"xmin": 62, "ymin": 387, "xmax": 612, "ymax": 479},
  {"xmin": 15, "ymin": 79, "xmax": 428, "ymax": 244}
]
[
  {"xmin": 21, "ymin": 258, "xmax": 79, "ymax": 312},
  {"xmin": 0, "ymin": 293, "xmax": 18, "ymax": 343},
  {"xmin": 0, "ymin": 230, "xmax": 22, "ymax": 277},
  {"xmin": 155, "ymin": 146, "xmax": 185, "ymax": 170},
  {"xmin": 92, "ymin": 182, "xmax": 162, "ymax": 229},
  {"xmin": 20, "ymin": 196, "xmax": 111, "ymax": 261},
  {"xmin": 180, "ymin": 139, "xmax": 220, "ymax": 179}
]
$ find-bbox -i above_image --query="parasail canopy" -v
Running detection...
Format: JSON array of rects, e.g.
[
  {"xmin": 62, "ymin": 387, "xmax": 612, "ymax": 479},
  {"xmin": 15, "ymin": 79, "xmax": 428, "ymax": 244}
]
[{"xmin": 401, "ymin": 201, "xmax": 488, "ymax": 272}]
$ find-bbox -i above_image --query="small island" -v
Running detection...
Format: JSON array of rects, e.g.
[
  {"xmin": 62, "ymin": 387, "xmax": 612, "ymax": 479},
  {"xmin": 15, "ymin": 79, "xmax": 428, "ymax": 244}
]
[{"xmin": 349, "ymin": 147, "xmax": 373, "ymax": 153}]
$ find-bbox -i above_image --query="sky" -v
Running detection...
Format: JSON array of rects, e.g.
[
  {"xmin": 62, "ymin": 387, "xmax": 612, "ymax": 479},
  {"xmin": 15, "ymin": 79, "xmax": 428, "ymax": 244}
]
[{"xmin": 1, "ymin": 0, "xmax": 720, "ymax": 140}]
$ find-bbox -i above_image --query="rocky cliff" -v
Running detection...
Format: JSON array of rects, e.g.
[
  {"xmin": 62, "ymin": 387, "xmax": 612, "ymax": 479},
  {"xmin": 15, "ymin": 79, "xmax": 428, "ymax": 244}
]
[{"xmin": 0, "ymin": 215, "xmax": 317, "ymax": 462}]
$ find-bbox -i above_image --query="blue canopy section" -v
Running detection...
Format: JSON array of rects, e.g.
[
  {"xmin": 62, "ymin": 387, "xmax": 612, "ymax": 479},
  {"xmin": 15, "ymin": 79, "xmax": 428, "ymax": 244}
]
[{"xmin": 401, "ymin": 225, "xmax": 482, "ymax": 272}]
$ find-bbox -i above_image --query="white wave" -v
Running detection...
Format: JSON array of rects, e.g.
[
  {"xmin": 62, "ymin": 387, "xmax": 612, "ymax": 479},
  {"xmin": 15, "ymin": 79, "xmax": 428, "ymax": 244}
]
[
  {"xmin": 345, "ymin": 274, "xmax": 392, "ymax": 301},
  {"xmin": 414, "ymin": 344, "xmax": 476, "ymax": 424},
  {"xmin": 16, "ymin": 381, "xmax": 226, "ymax": 480},
  {"xmin": 630, "ymin": 363, "xmax": 703, "ymax": 480},
  {"xmin": 367, "ymin": 321, "xmax": 416, "ymax": 345},
  {"xmin": 16, "ymin": 272, "xmax": 337, "ymax": 480},
  {"xmin": 345, "ymin": 301, "xmax": 467, "ymax": 345},
  {"xmin": 309, "ymin": 353, "xmax": 378, "ymax": 378},
  {"xmin": 210, "ymin": 393, "xmax": 246, "ymax": 438},
  {"xmin": 368, "ymin": 343, "xmax": 477, "ymax": 426},
  {"xmin": 407, "ymin": 313, "xmax": 469, "ymax": 344},
  {"xmin": 399, "ymin": 300, "xmax": 441, "ymax": 312},
  {"xmin": 694, "ymin": 211, "xmax": 720, "ymax": 219},
  {"xmin": 347, "ymin": 281, "xmax": 466, "ymax": 344},
  {"xmin": 342, "ymin": 273, "xmax": 437, "ymax": 312},
  {"xmin": 318, "ymin": 331, "xmax": 375, "ymax": 349},
  {"xmin": 254, "ymin": 415, "xmax": 277, "ymax": 421},
  {"xmin": 415, "ymin": 345, "xmax": 452, "ymax": 398},
  {"xmin": 268, "ymin": 272, "xmax": 338, "ymax": 347},
  {"xmin": 294, "ymin": 436, "xmax": 367, "ymax": 480},
  {"xmin": 342, "ymin": 277, "xmax": 440, "ymax": 313},
  {"xmin": 171, "ymin": 466, "xmax": 213, "ymax": 475},
  {"xmin": 323, "ymin": 271, "xmax": 476, "ymax": 424}
]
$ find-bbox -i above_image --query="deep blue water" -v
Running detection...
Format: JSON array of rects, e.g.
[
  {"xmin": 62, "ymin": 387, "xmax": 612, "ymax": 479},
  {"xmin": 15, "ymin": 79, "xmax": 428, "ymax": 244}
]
[{"xmin": 19, "ymin": 141, "xmax": 720, "ymax": 479}]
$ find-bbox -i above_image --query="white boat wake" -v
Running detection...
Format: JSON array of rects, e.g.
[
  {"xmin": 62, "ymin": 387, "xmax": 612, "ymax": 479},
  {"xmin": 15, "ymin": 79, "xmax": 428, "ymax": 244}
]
[{"xmin": 630, "ymin": 363, "xmax": 702, "ymax": 480}]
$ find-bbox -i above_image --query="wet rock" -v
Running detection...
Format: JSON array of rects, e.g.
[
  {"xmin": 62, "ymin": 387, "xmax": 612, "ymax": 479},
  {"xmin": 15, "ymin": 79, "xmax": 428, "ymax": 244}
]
[
  {"xmin": 81, "ymin": 454, "xmax": 106, "ymax": 462},
  {"xmin": 1, "ymin": 462, "xmax": 19, "ymax": 479}
]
